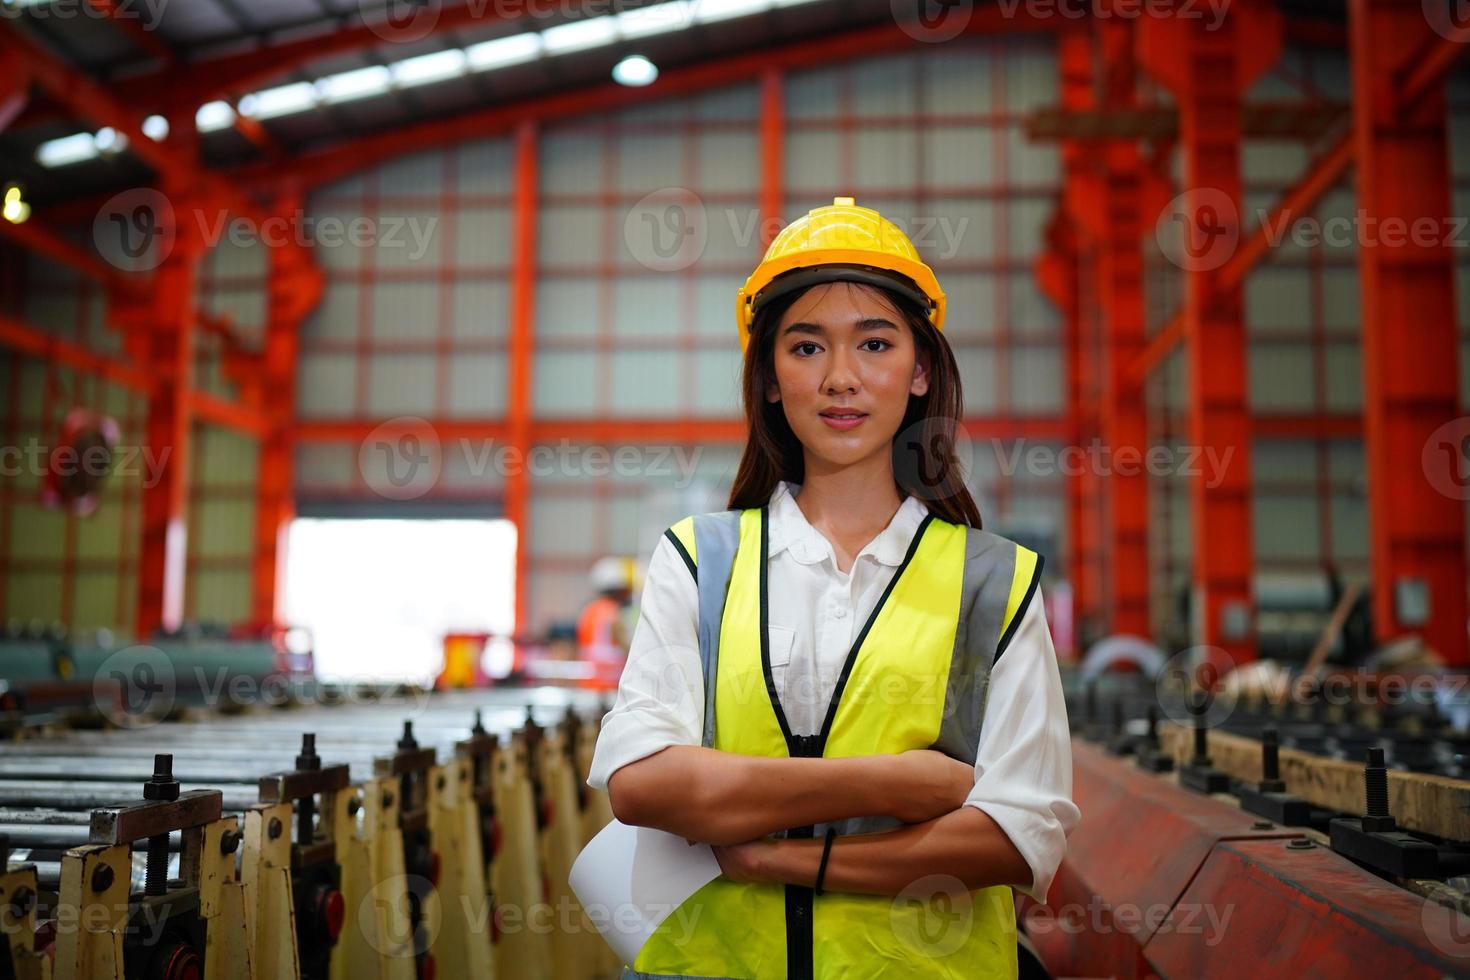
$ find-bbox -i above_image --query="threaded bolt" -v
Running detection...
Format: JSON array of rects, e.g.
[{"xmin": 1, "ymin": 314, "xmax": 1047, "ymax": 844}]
[
  {"xmin": 1190, "ymin": 692, "xmax": 1210, "ymax": 765},
  {"xmin": 1262, "ymin": 728, "xmax": 1280, "ymax": 781},
  {"xmin": 142, "ymin": 754, "xmax": 179, "ymax": 897},
  {"xmin": 1365, "ymin": 747, "xmax": 1390, "ymax": 820},
  {"xmin": 1146, "ymin": 705, "xmax": 1159, "ymax": 747}
]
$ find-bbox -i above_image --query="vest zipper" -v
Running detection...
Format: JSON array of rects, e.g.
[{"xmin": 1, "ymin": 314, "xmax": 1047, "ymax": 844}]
[{"xmin": 785, "ymin": 734, "xmax": 822, "ymax": 980}]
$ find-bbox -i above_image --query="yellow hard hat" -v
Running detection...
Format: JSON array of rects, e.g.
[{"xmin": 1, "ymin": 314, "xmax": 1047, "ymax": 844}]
[{"xmin": 735, "ymin": 197, "xmax": 947, "ymax": 353}]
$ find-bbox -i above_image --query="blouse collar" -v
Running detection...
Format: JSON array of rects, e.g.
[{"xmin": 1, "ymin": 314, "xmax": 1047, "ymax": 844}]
[{"xmin": 766, "ymin": 480, "xmax": 929, "ymax": 569}]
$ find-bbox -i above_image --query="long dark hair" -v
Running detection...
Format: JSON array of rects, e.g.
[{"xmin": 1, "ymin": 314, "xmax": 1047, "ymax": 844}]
[{"xmin": 726, "ymin": 281, "xmax": 983, "ymax": 528}]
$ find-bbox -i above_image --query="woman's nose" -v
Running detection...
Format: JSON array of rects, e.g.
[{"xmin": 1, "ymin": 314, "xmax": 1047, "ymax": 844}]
[{"xmin": 822, "ymin": 348, "xmax": 859, "ymax": 394}]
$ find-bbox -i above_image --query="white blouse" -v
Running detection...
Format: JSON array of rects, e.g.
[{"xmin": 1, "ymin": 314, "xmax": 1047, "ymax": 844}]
[{"xmin": 588, "ymin": 480, "xmax": 1080, "ymax": 902}]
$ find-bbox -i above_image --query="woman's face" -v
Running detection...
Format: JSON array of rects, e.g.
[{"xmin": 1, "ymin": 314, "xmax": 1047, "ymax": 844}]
[{"xmin": 766, "ymin": 281, "xmax": 929, "ymax": 472}]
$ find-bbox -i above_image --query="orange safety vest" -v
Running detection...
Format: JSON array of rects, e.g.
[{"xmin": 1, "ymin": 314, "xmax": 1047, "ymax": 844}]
[{"xmin": 577, "ymin": 595, "xmax": 626, "ymax": 690}]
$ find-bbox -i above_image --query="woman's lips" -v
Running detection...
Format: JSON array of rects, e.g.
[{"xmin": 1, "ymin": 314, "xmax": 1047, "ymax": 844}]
[{"xmin": 819, "ymin": 411, "xmax": 868, "ymax": 431}]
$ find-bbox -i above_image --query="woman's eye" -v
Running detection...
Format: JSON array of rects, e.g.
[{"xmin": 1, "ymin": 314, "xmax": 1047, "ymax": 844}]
[
  {"xmin": 792, "ymin": 342, "xmax": 821, "ymax": 357},
  {"xmin": 859, "ymin": 339, "xmax": 892, "ymax": 352}
]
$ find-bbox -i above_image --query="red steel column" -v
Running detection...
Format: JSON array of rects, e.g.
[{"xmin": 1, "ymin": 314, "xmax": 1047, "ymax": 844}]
[
  {"xmin": 1350, "ymin": 0, "xmax": 1468, "ymax": 664},
  {"xmin": 1040, "ymin": 30, "xmax": 1091, "ymax": 653},
  {"xmin": 1139, "ymin": 3, "xmax": 1281, "ymax": 664},
  {"xmin": 506, "ymin": 120, "xmax": 538, "ymax": 635},
  {"xmin": 760, "ymin": 67, "xmax": 784, "ymax": 246},
  {"xmin": 251, "ymin": 190, "xmax": 323, "ymax": 627},
  {"xmin": 134, "ymin": 181, "xmax": 205, "ymax": 637},
  {"xmin": 1096, "ymin": 20, "xmax": 1152, "ymax": 640}
]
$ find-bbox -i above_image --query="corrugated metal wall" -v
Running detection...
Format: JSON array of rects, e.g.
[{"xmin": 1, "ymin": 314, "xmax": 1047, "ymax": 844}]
[{"xmin": 0, "ymin": 41, "xmax": 1466, "ymax": 645}]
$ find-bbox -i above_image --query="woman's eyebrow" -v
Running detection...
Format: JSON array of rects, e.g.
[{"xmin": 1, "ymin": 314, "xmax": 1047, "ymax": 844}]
[{"xmin": 783, "ymin": 318, "xmax": 898, "ymax": 335}]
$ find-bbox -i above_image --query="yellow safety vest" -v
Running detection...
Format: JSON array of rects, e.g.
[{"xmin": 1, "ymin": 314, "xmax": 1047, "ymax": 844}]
[{"xmin": 627, "ymin": 505, "xmax": 1043, "ymax": 980}]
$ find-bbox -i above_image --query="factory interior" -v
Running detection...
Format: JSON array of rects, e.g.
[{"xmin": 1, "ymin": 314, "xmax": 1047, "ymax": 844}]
[{"xmin": 0, "ymin": 0, "xmax": 1469, "ymax": 976}]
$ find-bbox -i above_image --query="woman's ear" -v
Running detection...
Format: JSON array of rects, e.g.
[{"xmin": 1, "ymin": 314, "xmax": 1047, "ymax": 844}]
[
  {"xmin": 910, "ymin": 351, "xmax": 931, "ymax": 397},
  {"xmin": 765, "ymin": 377, "xmax": 782, "ymax": 403}
]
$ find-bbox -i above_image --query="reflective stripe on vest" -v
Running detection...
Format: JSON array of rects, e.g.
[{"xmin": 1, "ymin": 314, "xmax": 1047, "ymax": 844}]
[{"xmin": 642, "ymin": 506, "xmax": 1042, "ymax": 980}]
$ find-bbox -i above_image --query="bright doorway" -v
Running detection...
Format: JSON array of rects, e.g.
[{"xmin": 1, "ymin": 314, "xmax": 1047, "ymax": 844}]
[{"xmin": 284, "ymin": 518, "xmax": 517, "ymax": 684}]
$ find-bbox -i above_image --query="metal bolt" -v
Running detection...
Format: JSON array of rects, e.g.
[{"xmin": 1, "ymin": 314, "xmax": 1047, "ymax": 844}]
[
  {"xmin": 1362, "ymin": 746, "xmax": 1394, "ymax": 831},
  {"xmin": 268, "ymin": 817, "xmax": 283, "ymax": 841},
  {"xmin": 1251, "ymin": 820, "xmax": 1275, "ymax": 831},
  {"xmin": 9, "ymin": 886, "xmax": 34, "ymax": 918},
  {"xmin": 1145, "ymin": 705, "xmax": 1159, "ymax": 747},
  {"xmin": 1190, "ymin": 692, "xmax": 1211, "ymax": 766},
  {"xmin": 142, "ymin": 754, "xmax": 178, "ymax": 897},
  {"xmin": 346, "ymin": 796, "xmax": 362, "ymax": 817},
  {"xmin": 382, "ymin": 791, "xmax": 395, "ymax": 809},
  {"xmin": 398, "ymin": 721, "xmax": 418, "ymax": 751},
  {"xmin": 1287, "ymin": 838, "xmax": 1314, "ymax": 850},
  {"xmin": 90, "ymin": 864, "xmax": 114, "ymax": 893},
  {"xmin": 220, "ymin": 830, "xmax": 241, "ymax": 855}
]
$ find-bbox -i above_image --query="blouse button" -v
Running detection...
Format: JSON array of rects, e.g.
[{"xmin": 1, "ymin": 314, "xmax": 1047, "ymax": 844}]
[{"xmin": 834, "ymin": 606, "xmax": 847, "ymax": 619}]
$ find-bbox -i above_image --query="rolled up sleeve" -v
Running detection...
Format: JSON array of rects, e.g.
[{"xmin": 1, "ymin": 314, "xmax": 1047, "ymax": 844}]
[
  {"xmin": 963, "ymin": 589, "xmax": 1081, "ymax": 903},
  {"xmin": 587, "ymin": 535, "xmax": 704, "ymax": 791}
]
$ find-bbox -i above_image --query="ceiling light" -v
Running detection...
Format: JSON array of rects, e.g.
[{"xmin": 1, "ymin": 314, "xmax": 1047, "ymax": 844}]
[
  {"xmin": 542, "ymin": 15, "xmax": 618, "ymax": 54},
  {"xmin": 392, "ymin": 49, "xmax": 468, "ymax": 87},
  {"xmin": 617, "ymin": 1, "xmax": 693, "ymax": 38},
  {"xmin": 36, "ymin": 133, "xmax": 99, "ymax": 168},
  {"xmin": 465, "ymin": 33, "xmax": 543, "ymax": 71},
  {"xmin": 3, "ymin": 185, "xmax": 30, "ymax": 225},
  {"xmin": 318, "ymin": 65, "xmax": 393, "ymax": 104},
  {"xmin": 693, "ymin": 0, "xmax": 770, "ymax": 23},
  {"xmin": 196, "ymin": 101, "xmax": 236, "ymax": 132},
  {"xmin": 142, "ymin": 115, "xmax": 170, "ymax": 141},
  {"xmin": 93, "ymin": 127, "xmax": 126, "ymax": 154},
  {"xmin": 250, "ymin": 82, "xmax": 319, "ymax": 120},
  {"xmin": 613, "ymin": 54, "xmax": 659, "ymax": 88}
]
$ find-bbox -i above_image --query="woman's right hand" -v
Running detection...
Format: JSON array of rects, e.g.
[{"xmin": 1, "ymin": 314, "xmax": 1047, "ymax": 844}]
[{"xmin": 887, "ymin": 750, "xmax": 977, "ymax": 824}]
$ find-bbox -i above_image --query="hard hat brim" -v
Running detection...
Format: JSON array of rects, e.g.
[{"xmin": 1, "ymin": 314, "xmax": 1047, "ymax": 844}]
[{"xmin": 748, "ymin": 264, "xmax": 934, "ymax": 325}]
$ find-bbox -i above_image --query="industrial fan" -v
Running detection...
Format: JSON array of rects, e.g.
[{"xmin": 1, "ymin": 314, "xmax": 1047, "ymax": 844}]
[{"xmin": 41, "ymin": 407, "xmax": 120, "ymax": 517}]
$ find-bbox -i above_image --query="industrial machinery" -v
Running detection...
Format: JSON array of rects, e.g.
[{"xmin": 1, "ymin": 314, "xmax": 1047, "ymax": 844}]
[
  {"xmin": 1051, "ymin": 668, "xmax": 1470, "ymax": 977},
  {"xmin": 0, "ymin": 687, "xmax": 618, "ymax": 980}
]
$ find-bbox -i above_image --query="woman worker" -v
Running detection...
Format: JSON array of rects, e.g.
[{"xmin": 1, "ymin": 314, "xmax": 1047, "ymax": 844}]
[{"xmin": 588, "ymin": 197, "xmax": 1080, "ymax": 979}]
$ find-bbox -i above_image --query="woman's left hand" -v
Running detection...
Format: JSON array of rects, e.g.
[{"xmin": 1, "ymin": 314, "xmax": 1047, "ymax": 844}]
[{"xmin": 712, "ymin": 839, "xmax": 769, "ymax": 883}]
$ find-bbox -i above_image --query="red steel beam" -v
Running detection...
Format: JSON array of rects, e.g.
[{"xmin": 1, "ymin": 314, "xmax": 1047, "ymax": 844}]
[
  {"xmin": 112, "ymin": 2, "xmax": 530, "ymax": 112},
  {"xmin": 247, "ymin": 11, "xmax": 1069, "ymax": 191},
  {"xmin": 0, "ymin": 27, "xmax": 269, "ymax": 228},
  {"xmin": 84, "ymin": 0, "xmax": 173, "ymax": 64},
  {"xmin": 251, "ymin": 196, "xmax": 322, "ymax": 627},
  {"xmin": 505, "ymin": 121, "xmax": 538, "ymax": 640},
  {"xmin": 1094, "ymin": 19, "xmax": 1152, "ymax": 640},
  {"xmin": 292, "ymin": 417, "xmax": 1075, "ymax": 445},
  {"xmin": 1138, "ymin": 1, "xmax": 1282, "ymax": 665},
  {"xmin": 0, "ymin": 54, "xmax": 27, "ymax": 133},
  {"xmin": 132, "ymin": 174, "xmax": 205, "ymax": 638},
  {"xmin": 0, "ymin": 311, "xmax": 152, "ymax": 391},
  {"xmin": 1130, "ymin": 23, "xmax": 1458, "ymax": 387},
  {"xmin": 0, "ymin": 213, "xmax": 141, "ymax": 296},
  {"xmin": 759, "ymin": 67, "xmax": 784, "ymax": 247},
  {"xmin": 1043, "ymin": 29, "xmax": 1096, "ymax": 648},
  {"xmin": 1350, "ymin": 0, "xmax": 1467, "ymax": 665}
]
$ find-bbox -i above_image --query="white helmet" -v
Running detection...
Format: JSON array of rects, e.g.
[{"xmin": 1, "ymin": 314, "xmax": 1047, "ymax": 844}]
[{"xmin": 590, "ymin": 556, "xmax": 638, "ymax": 594}]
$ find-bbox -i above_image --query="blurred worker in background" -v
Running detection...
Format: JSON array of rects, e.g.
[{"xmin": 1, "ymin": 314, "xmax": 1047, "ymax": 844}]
[{"xmin": 577, "ymin": 556, "xmax": 640, "ymax": 690}]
